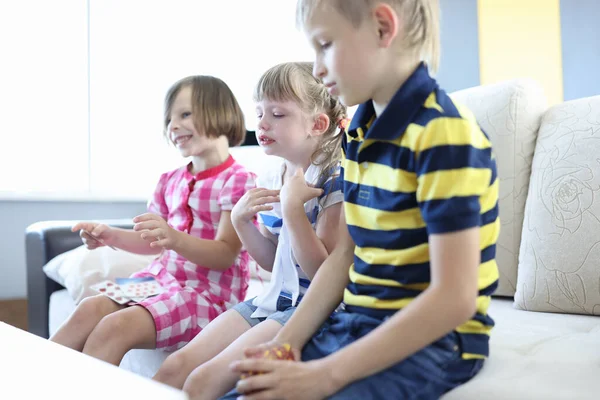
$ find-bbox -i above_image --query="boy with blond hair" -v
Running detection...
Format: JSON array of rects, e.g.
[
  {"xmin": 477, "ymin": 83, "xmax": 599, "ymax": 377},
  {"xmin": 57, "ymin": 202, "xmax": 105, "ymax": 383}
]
[{"xmin": 225, "ymin": 1, "xmax": 499, "ymax": 398}]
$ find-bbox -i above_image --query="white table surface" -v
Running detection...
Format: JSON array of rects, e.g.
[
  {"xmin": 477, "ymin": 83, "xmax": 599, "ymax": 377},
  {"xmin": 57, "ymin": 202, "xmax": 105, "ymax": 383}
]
[{"xmin": 0, "ymin": 322, "xmax": 188, "ymax": 399}]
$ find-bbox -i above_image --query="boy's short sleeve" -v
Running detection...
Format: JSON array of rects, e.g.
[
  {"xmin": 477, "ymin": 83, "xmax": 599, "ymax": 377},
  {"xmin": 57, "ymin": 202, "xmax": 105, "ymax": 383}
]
[
  {"xmin": 415, "ymin": 118, "xmax": 494, "ymax": 234},
  {"xmin": 218, "ymin": 169, "xmax": 257, "ymax": 211},
  {"xmin": 147, "ymin": 172, "xmax": 170, "ymax": 220}
]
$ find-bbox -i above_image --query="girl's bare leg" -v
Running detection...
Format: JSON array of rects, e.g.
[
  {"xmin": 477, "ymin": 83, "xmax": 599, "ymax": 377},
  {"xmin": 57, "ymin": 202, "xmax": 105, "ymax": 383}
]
[
  {"xmin": 184, "ymin": 319, "xmax": 283, "ymax": 400},
  {"xmin": 82, "ymin": 305, "xmax": 156, "ymax": 366},
  {"xmin": 49, "ymin": 295, "xmax": 122, "ymax": 351},
  {"xmin": 153, "ymin": 309, "xmax": 253, "ymax": 389}
]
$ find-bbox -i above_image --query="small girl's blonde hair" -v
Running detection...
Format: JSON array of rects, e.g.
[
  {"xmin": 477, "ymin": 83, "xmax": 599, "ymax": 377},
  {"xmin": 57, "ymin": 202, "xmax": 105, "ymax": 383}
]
[
  {"xmin": 164, "ymin": 76, "xmax": 246, "ymax": 146},
  {"xmin": 254, "ymin": 62, "xmax": 347, "ymax": 188},
  {"xmin": 297, "ymin": 0, "xmax": 440, "ymax": 73}
]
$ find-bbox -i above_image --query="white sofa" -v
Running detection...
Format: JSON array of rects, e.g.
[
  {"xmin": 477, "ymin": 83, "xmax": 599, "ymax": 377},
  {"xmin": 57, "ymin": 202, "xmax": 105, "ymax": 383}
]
[{"xmin": 40, "ymin": 79, "xmax": 600, "ymax": 399}]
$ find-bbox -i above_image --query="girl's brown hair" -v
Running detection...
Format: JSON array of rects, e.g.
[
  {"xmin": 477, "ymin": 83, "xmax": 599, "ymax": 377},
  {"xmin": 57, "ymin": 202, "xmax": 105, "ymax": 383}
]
[
  {"xmin": 163, "ymin": 75, "xmax": 246, "ymax": 146},
  {"xmin": 297, "ymin": 0, "xmax": 441, "ymax": 73},
  {"xmin": 254, "ymin": 62, "xmax": 347, "ymax": 189}
]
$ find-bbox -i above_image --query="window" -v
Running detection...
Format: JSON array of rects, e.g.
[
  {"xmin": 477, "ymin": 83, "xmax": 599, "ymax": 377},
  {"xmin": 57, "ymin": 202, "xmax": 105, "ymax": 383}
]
[
  {"xmin": 1, "ymin": 0, "xmax": 353, "ymax": 199},
  {"xmin": 0, "ymin": 0, "xmax": 88, "ymax": 195}
]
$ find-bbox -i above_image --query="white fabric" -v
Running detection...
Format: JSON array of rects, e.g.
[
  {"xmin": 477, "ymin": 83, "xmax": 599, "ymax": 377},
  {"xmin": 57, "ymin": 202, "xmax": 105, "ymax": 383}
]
[
  {"xmin": 50, "ymin": 292, "xmax": 600, "ymax": 399},
  {"xmin": 43, "ymin": 245, "xmax": 156, "ymax": 304},
  {"xmin": 251, "ymin": 162, "xmax": 343, "ymax": 318},
  {"xmin": 442, "ymin": 299, "xmax": 600, "ymax": 400}
]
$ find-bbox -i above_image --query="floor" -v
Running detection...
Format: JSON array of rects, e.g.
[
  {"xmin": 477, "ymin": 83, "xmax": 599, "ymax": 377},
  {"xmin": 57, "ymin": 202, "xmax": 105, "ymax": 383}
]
[{"xmin": 0, "ymin": 299, "xmax": 27, "ymax": 331}]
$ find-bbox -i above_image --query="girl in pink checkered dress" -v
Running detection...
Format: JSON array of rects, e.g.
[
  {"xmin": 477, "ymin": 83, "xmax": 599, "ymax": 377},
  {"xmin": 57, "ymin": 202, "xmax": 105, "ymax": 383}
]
[
  {"xmin": 50, "ymin": 75, "xmax": 256, "ymax": 364},
  {"xmin": 152, "ymin": 62, "xmax": 348, "ymax": 400}
]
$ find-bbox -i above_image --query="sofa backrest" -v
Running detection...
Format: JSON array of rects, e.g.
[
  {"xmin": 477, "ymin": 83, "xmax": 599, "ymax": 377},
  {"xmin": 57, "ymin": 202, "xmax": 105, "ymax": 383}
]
[{"xmin": 451, "ymin": 79, "xmax": 548, "ymax": 297}]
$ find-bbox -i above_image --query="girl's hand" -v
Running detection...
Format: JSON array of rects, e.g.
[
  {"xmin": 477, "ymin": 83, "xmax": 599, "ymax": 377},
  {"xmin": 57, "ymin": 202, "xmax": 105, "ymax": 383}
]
[
  {"xmin": 71, "ymin": 222, "xmax": 114, "ymax": 250},
  {"xmin": 231, "ymin": 188, "xmax": 280, "ymax": 226},
  {"xmin": 280, "ymin": 168, "xmax": 323, "ymax": 210},
  {"xmin": 133, "ymin": 213, "xmax": 179, "ymax": 250}
]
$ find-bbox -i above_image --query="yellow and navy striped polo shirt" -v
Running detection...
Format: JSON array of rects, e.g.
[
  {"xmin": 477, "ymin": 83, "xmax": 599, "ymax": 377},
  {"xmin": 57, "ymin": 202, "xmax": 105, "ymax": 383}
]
[{"xmin": 341, "ymin": 63, "xmax": 500, "ymax": 359}]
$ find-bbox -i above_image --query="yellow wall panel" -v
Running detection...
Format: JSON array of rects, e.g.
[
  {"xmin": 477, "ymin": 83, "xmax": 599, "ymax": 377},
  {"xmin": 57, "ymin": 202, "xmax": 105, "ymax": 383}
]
[{"xmin": 477, "ymin": 0, "xmax": 564, "ymax": 105}]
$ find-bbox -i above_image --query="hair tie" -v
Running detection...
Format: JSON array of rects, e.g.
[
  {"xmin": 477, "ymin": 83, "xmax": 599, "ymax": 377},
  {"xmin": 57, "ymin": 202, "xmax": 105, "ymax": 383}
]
[{"xmin": 338, "ymin": 117, "xmax": 351, "ymax": 132}]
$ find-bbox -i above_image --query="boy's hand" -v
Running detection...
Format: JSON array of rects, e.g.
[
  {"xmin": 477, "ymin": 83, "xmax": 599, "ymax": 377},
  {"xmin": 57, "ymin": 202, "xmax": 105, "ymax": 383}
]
[
  {"xmin": 231, "ymin": 356, "xmax": 337, "ymax": 400},
  {"xmin": 133, "ymin": 213, "xmax": 179, "ymax": 250},
  {"xmin": 231, "ymin": 188, "xmax": 280, "ymax": 226},
  {"xmin": 280, "ymin": 168, "xmax": 323, "ymax": 210},
  {"xmin": 72, "ymin": 222, "xmax": 114, "ymax": 250},
  {"xmin": 243, "ymin": 341, "xmax": 301, "ymax": 363}
]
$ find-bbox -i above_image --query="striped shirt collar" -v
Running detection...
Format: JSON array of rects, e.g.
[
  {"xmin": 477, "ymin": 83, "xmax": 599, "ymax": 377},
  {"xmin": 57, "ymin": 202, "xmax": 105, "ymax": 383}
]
[{"xmin": 348, "ymin": 62, "xmax": 437, "ymax": 141}]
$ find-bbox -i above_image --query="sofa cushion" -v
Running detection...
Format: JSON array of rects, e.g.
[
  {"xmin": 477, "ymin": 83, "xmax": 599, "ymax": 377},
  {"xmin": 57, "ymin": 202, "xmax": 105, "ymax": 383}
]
[
  {"xmin": 451, "ymin": 79, "xmax": 547, "ymax": 297},
  {"xmin": 515, "ymin": 95, "xmax": 600, "ymax": 315},
  {"xmin": 43, "ymin": 245, "xmax": 156, "ymax": 304},
  {"xmin": 51, "ymin": 292, "xmax": 600, "ymax": 399},
  {"xmin": 443, "ymin": 299, "xmax": 600, "ymax": 400}
]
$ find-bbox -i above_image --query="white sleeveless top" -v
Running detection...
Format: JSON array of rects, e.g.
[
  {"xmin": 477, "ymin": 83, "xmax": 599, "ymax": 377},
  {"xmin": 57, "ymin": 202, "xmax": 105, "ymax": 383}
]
[{"xmin": 251, "ymin": 161, "xmax": 343, "ymax": 318}]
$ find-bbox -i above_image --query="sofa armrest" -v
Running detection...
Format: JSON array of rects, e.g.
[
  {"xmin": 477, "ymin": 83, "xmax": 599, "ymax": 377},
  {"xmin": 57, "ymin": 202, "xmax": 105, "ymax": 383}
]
[{"xmin": 25, "ymin": 219, "xmax": 133, "ymax": 338}]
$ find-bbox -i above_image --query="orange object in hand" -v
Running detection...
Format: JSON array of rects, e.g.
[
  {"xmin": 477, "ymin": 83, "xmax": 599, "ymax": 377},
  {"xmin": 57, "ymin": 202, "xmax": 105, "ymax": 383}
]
[{"xmin": 241, "ymin": 343, "xmax": 295, "ymax": 379}]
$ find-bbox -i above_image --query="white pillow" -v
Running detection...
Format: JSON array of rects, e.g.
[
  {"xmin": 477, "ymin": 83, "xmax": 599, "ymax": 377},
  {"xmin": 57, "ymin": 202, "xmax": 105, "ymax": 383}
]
[{"xmin": 43, "ymin": 245, "xmax": 156, "ymax": 304}]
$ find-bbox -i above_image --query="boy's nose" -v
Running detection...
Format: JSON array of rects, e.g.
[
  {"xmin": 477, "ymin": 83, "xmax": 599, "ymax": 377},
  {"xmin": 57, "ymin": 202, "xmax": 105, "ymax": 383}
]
[{"xmin": 313, "ymin": 60, "xmax": 326, "ymax": 79}]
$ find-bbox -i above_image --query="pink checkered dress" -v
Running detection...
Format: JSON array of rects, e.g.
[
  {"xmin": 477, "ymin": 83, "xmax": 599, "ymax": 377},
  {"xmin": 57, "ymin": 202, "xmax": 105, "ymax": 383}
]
[{"xmin": 131, "ymin": 156, "xmax": 256, "ymax": 350}]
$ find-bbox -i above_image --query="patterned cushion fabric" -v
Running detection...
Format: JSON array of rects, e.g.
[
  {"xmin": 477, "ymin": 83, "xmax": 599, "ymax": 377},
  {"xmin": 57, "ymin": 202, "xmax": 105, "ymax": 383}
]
[{"xmin": 515, "ymin": 95, "xmax": 600, "ymax": 315}]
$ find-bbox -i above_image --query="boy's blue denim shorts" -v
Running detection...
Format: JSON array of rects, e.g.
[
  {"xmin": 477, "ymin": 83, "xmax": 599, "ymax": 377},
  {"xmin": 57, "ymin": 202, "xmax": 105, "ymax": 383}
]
[
  {"xmin": 232, "ymin": 295, "xmax": 297, "ymax": 328},
  {"xmin": 221, "ymin": 310, "xmax": 484, "ymax": 400}
]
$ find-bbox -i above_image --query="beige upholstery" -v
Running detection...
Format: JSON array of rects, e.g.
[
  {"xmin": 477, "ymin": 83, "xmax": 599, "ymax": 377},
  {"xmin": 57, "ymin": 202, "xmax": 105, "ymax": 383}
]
[
  {"xmin": 515, "ymin": 95, "xmax": 600, "ymax": 315},
  {"xmin": 451, "ymin": 79, "xmax": 547, "ymax": 296},
  {"xmin": 442, "ymin": 299, "xmax": 600, "ymax": 400}
]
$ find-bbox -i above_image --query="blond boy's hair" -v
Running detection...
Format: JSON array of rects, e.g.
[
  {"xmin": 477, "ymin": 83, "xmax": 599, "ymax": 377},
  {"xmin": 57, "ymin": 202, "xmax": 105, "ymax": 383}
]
[
  {"xmin": 254, "ymin": 62, "xmax": 347, "ymax": 189},
  {"xmin": 297, "ymin": 0, "xmax": 440, "ymax": 73},
  {"xmin": 164, "ymin": 76, "xmax": 246, "ymax": 146}
]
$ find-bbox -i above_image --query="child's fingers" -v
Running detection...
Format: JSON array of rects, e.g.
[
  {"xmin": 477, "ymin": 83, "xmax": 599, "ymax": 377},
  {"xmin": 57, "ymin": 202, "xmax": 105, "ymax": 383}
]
[
  {"xmin": 81, "ymin": 233, "xmax": 102, "ymax": 248},
  {"xmin": 134, "ymin": 221, "xmax": 160, "ymax": 232},
  {"xmin": 91, "ymin": 224, "xmax": 108, "ymax": 237},
  {"xmin": 236, "ymin": 373, "xmax": 279, "ymax": 395},
  {"xmin": 72, "ymin": 222, "xmax": 93, "ymax": 233},
  {"xmin": 244, "ymin": 343, "xmax": 273, "ymax": 358},
  {"xmin": 252, "ymin": 196, "xmax": 280, "ymax": 205},
  {"xmin": 252, "ymin": 205, "xmax": 273, "ymax": 213},
  {"xmin": 310, "ymin": 188, "xmax": 324, "ymax": 198},
  {"xmin": 132, "ymin": 213, "xmax": 158, "ymax": 223},
  {"xmin": 231, "ymin": 359, "xmax": 278, "ymax": 374},
  {"xmin": 150, "ymin": 238, "xmax": 168, "ymax": 248},
  {"xmin": 254, "ymin": 189, "xmax": 280, "ymax": 197},
  {"xmin": 140, "ymin": 228, "xmax": 163, "ymax": 241},
  {"xmin": 81, "ymin": 231, "xmax": 100, "ymax": 243}
]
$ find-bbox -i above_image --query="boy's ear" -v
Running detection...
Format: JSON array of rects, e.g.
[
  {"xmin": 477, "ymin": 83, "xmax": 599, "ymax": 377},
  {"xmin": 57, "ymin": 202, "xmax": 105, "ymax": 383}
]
[
  {"xmin": 311, "ymin": 113, "xmax": 330, "ymax": 137},
  {"xmin": 373, "ymin": 3, "xmax": 399, "ymax": 48}
]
